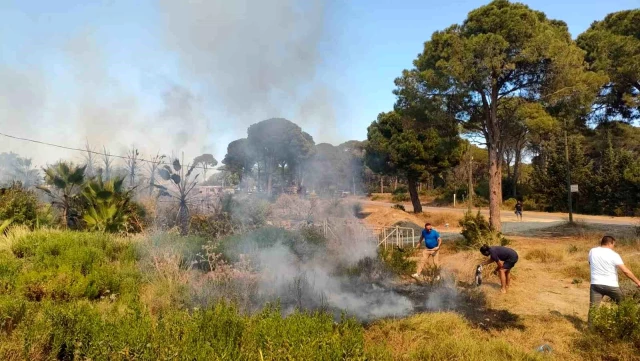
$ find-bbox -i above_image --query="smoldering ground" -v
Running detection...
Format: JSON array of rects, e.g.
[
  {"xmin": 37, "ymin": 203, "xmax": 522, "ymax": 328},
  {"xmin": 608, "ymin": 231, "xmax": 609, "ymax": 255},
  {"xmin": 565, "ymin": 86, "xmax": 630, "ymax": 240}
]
[{"xmin": 147, "ymin": 197, "xmax": 461, "ymax": 322}]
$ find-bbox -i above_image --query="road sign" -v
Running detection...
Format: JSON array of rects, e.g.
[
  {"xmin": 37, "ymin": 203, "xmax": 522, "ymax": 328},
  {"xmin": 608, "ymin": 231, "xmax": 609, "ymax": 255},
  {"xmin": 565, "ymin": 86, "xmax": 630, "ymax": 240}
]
[{"xmin": 570, "ymin": 184, "xmax": 579, "ymax": 193}]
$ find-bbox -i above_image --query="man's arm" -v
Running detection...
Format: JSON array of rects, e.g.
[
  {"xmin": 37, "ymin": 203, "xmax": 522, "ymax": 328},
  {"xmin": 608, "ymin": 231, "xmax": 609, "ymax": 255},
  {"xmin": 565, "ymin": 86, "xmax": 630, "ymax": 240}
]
[
  {"xmin": 480, "ymin": 257, "xmax": 494, "ymax": 266},
  {"xmin": 618, "ymin": 264, "xmax": 640, "ymax": 287},
  {"xmin": 416, "ymin": 234, "xmax": 424, "ymax": 248},
  {"xmin": 432, "ymin": 237, "xmax": 442, "ymax": 251}
]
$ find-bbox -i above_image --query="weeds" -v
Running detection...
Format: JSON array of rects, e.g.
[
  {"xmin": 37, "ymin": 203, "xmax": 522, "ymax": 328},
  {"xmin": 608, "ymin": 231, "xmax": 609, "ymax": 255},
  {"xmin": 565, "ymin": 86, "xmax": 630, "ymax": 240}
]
[{"xmin": 377, "ymin": 247, "xmax": 416, "ymax": 276}]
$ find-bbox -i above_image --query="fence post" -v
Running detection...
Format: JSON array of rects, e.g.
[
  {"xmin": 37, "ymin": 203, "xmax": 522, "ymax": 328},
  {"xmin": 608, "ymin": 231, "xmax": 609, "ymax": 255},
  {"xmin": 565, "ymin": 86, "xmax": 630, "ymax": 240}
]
[
  {"xmin": 412, "ymin": 228, "xmax": 415, "ymax": 247},
  {"xmin": 396, "ymin": 226, "xmax": 399, "ymax": 247},
  {"xmin": 383, "ymin": 228, "xmax": 387, "ymax": 249}
]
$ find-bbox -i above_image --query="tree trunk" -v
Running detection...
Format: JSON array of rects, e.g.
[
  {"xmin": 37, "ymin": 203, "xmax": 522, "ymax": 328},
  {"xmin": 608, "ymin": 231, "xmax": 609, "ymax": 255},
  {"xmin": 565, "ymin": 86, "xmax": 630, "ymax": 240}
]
[
  {"xmin": 380, "ymin": 176, "xmax": 384, "ymax": 194},
  {"xmin": 267, "ymin": 173, "xmax": 273, "ymax": 197},
  {"xmin": 394, "ymin": 177, "xmax": 398, "ymax": 191},
  {"xmin": 488, "ymin": 146, "xmax": 503, "ymax": 231},
  {"xmin": 407, "ymin": 177, "xmax": 422, "ymax": 213},
  {"xmin": 177, "ymin": 202, "xmax": 189, "ymax": 236},
  {"xmin": 513, "ymin": 148, "xmax": 521, "ymax": 199}
]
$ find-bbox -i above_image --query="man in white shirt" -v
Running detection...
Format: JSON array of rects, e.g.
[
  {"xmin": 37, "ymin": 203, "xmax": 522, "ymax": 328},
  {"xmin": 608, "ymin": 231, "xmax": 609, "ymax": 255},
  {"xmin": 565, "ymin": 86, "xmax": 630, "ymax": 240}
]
[{"xmin": 588, "ymin": 236, "xmax": 640, "ymax": 318}]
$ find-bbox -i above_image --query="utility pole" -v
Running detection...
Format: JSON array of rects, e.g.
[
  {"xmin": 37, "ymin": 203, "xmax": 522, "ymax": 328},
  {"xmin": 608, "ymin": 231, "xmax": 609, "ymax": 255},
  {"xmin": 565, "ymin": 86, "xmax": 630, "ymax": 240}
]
[
  {"xmin": 564, "ymin": 118, "xmax": 573, "ymax": 223},
  {"xmin": 468, "ymin": 154, "xmax": 473, "ymax": 212}
]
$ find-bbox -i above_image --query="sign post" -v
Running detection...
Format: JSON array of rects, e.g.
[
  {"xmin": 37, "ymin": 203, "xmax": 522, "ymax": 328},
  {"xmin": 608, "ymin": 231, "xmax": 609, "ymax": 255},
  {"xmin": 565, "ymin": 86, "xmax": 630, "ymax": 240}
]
[{"xmin": 570, "ymin": 184, "xmax": 579, "ymax": 193}]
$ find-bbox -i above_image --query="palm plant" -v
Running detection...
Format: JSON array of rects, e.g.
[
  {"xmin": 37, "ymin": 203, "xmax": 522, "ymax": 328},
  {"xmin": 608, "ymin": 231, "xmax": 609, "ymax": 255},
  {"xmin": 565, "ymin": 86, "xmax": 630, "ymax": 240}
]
[
  {"xmin": 37, "ymin": 162, "xmax": 86, "ymax": 228},
  {"xmin": 82, "ymin": 176, "xmax": 131, "ymax": 232},
  {"xmin": 154, "ymin": 154, "xmax": 216, "ymax": 235}
]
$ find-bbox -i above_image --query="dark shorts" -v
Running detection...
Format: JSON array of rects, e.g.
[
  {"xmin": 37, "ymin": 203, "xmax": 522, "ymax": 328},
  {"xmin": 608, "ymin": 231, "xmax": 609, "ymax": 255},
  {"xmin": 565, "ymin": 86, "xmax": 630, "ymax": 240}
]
[
  {"xmin": 502, "ymin": 260, "xmax": 517, "ymax": 270},
  {"xmin": 590, "ymin": 284, "xmax": 623, "ymax": 307},
  {"xmin": 515, "ymin": 210, "xmax": 522, "ymax": 216}
]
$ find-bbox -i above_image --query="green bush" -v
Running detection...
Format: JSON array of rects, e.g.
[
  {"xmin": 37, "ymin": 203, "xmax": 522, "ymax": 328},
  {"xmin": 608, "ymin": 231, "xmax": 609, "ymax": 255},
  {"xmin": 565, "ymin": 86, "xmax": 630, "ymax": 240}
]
[
  {"xmin": 0, "ymin": 184, "xmax": 38, "ymax": 229},
  {"xmin": 391, "ymin": 193, "xmax": 410, "ymax": 202},
  {"xmin": 8, "ymin": 230, "xmax": 140, "ymax": 303},
  {"xmin": 0, "ymin": 301, "xmax": 366, "ymax": 360},
  {"xmin": 378, "ymin": 247, "xmax": 416, "ymax": 276},
  {"xmin": 503, "ymin": 198, "xmax": 517, "ymax": 210},
  {"xmin": 458, "ymin": 211, "xmax": 503, "ymax": 248},
  {"xmin": 392, "ymin": 186, "xmax": 408, "ymax": 195},
  {"xmin": 589, "ymin": 300, "xmax": 640, "ymax": 351},
  {"xmin": 522, "ymin": 198, "xmax": 540, "ymax": 211},
  {"xmin": 221, "ymin": 194, "xmax": 271, "ymax": 230}
]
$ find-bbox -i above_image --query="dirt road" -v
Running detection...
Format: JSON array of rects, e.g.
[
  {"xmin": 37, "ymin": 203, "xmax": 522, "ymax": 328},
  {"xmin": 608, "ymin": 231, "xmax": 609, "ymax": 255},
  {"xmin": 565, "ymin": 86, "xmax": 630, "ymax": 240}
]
[{"xmin": 360, "ymin": 198, "xmax": 637, "ymax": 231}]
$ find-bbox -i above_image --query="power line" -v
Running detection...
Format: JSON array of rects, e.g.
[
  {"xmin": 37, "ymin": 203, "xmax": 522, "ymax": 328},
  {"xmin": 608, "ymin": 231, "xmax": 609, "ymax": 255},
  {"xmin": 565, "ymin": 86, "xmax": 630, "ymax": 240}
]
[{"xmin": 0, "ymin": 131, "xmax": 217, "ymax": 171}]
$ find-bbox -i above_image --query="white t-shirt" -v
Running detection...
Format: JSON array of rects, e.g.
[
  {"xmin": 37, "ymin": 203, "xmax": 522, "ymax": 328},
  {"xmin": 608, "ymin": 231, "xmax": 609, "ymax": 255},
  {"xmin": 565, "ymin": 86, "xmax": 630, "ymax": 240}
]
[{"xmin": 589, "ymin": 247, "xmax": 624, "ymax": 287}]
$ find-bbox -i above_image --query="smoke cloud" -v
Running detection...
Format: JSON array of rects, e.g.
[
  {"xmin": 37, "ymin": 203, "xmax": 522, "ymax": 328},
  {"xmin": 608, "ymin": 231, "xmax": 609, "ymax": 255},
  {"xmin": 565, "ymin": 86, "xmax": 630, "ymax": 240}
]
[{"xmin": 1, "ymin": 0, "xmax": 342, "ymax": 168}]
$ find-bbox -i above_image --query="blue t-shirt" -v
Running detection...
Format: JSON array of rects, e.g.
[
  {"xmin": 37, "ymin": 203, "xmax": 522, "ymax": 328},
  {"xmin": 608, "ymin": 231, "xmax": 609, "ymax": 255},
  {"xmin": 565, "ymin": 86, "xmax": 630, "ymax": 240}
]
[{"xmin": 421, "ymin": 229, "xmax": 440, "ymax": 249}]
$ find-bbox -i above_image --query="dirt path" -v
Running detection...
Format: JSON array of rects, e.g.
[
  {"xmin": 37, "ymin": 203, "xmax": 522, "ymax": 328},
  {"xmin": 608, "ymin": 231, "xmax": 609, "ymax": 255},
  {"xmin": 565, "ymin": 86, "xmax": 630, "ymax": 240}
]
[{"xmin": 359, "ymin": 197, "xmax": 638, "ymax": 232}]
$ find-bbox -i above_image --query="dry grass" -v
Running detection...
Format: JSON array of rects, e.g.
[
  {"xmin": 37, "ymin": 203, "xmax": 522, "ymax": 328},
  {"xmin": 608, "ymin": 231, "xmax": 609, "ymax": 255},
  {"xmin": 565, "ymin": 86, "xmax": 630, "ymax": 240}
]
[
  {"xmin": 525, "ymin": 249, "xmax": 564, "ymax": 263},
  {"xmin": 419, "ymin": 211, "xmax": 462, "ymax": 227},
  {"xmin": 562, "ymin": 264, "xmax": 591, "ymax": 281},
  {"xmin": 365, "ymin": 313, "xmax": 541, "ymax": 361}
]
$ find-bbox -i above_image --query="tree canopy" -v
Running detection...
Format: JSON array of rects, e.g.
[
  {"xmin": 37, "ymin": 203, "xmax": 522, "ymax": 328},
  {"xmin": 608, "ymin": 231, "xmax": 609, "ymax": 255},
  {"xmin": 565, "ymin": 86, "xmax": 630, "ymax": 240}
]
[
  {"xmin": 366, "ymin": 111, "xmax": 463, "ymax": 212},
  {"xmin": 577, "ymin": 10, "xmax": 640, "ymax": 122},
  {"xmin": 246, "ymin": 118, "xmax": 315, "ymax": 195},
  {"xmin": 393, "ymin": 0, "xmax": 603, "ymax": 229}
]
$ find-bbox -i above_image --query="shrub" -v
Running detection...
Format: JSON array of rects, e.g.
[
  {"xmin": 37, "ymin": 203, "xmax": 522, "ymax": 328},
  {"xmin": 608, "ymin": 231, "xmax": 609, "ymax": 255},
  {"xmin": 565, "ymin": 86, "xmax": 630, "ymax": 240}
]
[
  {"xmin": 0, "ymin": 301, "xmax": 366, "ymax": 360},
  {"xmin": 522, "ymin": 198, "xmax": 540, "ymax": 211},
  {"xmin": 392, "ymin": 186, "xmax": 408, "ymax": 195},
  {"xmin": 219, "ymin": 194, "xmax": 271, "ymax": 230},
  {"xmin": 590, "ymin": 300, "xmax": 640, "ymax": 350},
  {"xmin": 189, "ymin": 213, "xmax": 235, "ymax": 240},
  {"xmin": 391, "ymin": 193, "xmax": 410, "ymax": 202},
  {"xmin": 378, "ymin": 247, "xmax": 416, "ymax": 276},
  {"xmin": 503, "ymin": 198, "xmax": 517, "ymax": 210},
  {"xmin": 8, "ymin": 230, "xmax": 140, "ymax": 303},
  {"xmin": 458, "ymin": 211, "xmax": 502, "ymax": 248},
  {"xmin": 392, "ymin": 204, "xmax": 406, "ymax": 212},
  {"xmin": 0, "ymin": 184, "xmax": 38, "ymax": 229}
]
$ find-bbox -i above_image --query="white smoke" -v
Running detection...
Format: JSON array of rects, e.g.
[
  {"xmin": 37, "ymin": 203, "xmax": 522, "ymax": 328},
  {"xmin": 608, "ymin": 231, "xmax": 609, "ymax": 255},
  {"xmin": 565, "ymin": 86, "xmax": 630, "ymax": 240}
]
[{"xmin": 1, "ymin": 0, "xmax": 343, "ymax": 168}]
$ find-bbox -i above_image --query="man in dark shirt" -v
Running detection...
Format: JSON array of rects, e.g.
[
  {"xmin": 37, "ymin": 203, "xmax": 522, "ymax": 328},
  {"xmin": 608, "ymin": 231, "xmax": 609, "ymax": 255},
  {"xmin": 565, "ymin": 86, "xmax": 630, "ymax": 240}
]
[
  {"xmin": 479, "ymin": 244, "xmax": 519, "ymax": 293},
  {"xmin": 515, "ymin": 200, "xmax": 523, "ymax": 221}
]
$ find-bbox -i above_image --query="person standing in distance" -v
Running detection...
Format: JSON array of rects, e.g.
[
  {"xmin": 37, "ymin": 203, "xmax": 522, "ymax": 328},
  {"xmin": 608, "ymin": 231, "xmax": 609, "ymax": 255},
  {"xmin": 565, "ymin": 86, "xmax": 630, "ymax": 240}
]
[
  {"xmin": 514, "ymin": 200, "xmax": 523, "ymax": 221},
  {"xmin": 588, "ymin": 236, "xmax": 640, "ymax": 324},
  {"xmin": 412, "ymin": 223, "xmax": 441, "ymax": 278},
  {"xmin": 479, "ymin": 244, "xmax": 518, "ymax": 293}
]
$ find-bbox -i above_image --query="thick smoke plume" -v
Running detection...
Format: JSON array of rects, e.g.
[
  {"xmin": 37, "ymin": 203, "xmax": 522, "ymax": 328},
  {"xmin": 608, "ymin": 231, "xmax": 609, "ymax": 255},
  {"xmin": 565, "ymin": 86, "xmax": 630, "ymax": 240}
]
[
  {"xmin": 158, "ymin": 0, "xmax": 339, "ymax": 137},
  {"xmin": 1, "ymin": 0, "xmax": 341, "ymax": 167}
]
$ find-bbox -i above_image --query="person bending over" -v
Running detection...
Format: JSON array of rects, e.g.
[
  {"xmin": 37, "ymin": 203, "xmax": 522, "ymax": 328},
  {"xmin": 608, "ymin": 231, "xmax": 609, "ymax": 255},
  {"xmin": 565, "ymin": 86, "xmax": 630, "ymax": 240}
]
[{"xmin": 479, "ymin": 244, "xmax": 518, "ymax": 293}]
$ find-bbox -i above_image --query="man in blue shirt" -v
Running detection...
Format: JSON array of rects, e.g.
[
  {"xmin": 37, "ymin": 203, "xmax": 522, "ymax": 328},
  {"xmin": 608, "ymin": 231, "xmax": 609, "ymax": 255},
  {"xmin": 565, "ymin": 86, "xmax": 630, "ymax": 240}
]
[{"xmin": 412, "ymin": 222, "xmax": 442, "ymax": 278}]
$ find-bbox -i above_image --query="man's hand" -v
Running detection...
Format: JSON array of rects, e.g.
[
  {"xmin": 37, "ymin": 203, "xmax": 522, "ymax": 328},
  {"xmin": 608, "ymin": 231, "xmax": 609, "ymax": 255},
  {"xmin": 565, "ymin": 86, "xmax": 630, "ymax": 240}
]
[{"xmin": 635, "ymin": 280, "xmax": 640, "ymax": 288}]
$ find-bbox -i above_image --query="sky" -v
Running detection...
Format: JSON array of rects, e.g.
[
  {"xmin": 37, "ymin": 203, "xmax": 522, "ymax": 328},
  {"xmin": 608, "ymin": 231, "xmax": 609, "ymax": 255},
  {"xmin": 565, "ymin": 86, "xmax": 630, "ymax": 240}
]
[{"xmin": 0, "ymin": 0, "xmax": 638, "ymax": 168}]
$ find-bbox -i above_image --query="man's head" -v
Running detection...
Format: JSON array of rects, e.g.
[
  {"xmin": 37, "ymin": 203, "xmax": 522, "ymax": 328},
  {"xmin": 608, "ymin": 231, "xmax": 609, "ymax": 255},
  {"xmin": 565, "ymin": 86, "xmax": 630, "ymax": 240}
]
[
  {"xmin": 480, "ymin": 244, "xmax": 491, "ymax": 256},
  {"xmin": 601, "ymin": 235, "xmax": 616, "ymax": 248},
  {"xmin": 424, "ymin": 223, "xmax": 432, "ymax": 231}
]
